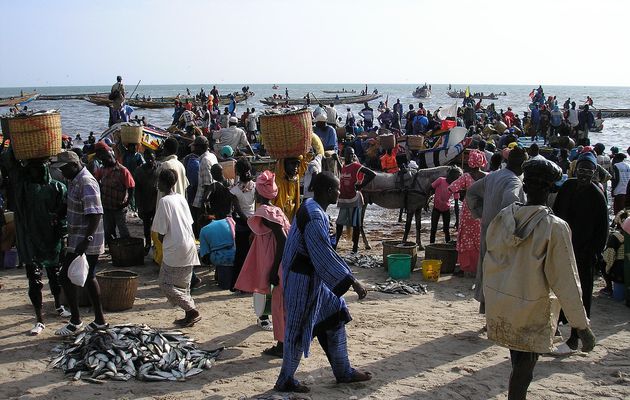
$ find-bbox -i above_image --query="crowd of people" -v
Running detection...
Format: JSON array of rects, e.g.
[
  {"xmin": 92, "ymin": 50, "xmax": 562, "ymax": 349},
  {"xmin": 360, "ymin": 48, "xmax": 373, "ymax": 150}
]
[{"xmin": 1, "ymin": 80, "xmax": 628, "ymax": 398}]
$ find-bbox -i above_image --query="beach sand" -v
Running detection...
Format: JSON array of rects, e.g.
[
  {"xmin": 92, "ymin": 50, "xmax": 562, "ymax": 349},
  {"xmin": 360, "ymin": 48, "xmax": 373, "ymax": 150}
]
[{"xmin": 0, "ymin": 209, "xmax": 629, "ymax": 400}]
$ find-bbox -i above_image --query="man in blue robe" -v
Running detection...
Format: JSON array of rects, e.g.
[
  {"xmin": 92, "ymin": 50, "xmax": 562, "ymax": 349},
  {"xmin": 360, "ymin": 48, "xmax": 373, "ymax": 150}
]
[{"xmin": 275, "ymin": 172, "xmax": 372, "ymax": 393}]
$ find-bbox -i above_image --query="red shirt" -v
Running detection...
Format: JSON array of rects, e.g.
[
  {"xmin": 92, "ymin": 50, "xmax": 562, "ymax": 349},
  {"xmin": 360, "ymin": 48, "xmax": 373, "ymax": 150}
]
[
  {"xmin": 431, "ymin": 177, "xmax": 452, "ymax": 212},
  {"xmin": 339, "ymin": 162, "xmax": 363, "ymax": 199},
  {"xmin": 95, "ymin": 163, "xmax": 135, "ymax": 209}
]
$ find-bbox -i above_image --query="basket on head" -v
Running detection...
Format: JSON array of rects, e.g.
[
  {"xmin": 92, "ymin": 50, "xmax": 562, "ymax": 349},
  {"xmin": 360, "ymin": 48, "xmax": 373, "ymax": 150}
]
[
  {"xmin": 120, "ymin": 125, "xmax": 143, "ymax": 144},
  {"xmin": 259, "ymin": 109, "xmax": 313, "ymax": 159},
  {"xmin": 3, "ymin": 112, "xmax": 62, "ymax": 160},
  {"xmin": 406, "ymin": 135, "xmax": 424, "ymax": 150}
]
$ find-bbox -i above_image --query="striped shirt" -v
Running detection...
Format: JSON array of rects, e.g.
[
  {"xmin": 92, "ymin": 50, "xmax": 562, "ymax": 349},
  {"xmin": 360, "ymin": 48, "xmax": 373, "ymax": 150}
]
[{"xmin": 66, "ymin": 167, "xmax": 105, "ymax": 255}]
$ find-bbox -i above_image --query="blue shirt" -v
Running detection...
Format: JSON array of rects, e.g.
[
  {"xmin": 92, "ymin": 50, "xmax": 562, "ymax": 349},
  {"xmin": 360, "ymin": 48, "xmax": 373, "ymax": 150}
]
[
  {"xmin": 314, "ymin": 125, "xmax": 338, "ymax": 151},
  {"xmin": 199, "ymin": 218, "xmax": 235, "ymax": 266}
]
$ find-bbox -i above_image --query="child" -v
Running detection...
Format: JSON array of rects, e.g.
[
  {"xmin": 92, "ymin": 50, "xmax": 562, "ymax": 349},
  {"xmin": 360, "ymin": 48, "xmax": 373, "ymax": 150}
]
[
  {"xmin": 430, "ymin": 166, "xmax": 462, "ymax": 244},
  {"xmin": 235, "ymin": 171, "xmax": 290, "ymax": 357}
]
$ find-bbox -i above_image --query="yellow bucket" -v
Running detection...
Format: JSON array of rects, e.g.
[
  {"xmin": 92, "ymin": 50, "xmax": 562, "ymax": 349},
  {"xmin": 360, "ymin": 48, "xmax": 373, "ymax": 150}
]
[{"xmin": 421, "ymin": 259, "xmax": 442, "ymax": 282}]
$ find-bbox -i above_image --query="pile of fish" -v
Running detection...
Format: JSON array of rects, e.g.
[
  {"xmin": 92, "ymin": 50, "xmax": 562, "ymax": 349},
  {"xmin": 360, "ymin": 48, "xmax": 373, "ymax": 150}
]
[
  {"xmin": 49, "ymin": 324, "xmax": 223, "ymax": 384},
  {"xmin": 371, "ymin": 279, "xmax": 428, "ymax": 295},
  {"xmin": 343, "ymin": 253, "xmax": 382, "ymax": 269}
]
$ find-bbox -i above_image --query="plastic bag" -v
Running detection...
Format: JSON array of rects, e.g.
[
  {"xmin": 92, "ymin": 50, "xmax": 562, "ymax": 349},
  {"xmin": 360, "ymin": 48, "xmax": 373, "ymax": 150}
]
[{"xmin": 68, "ymin": 254, "xmax": 89, "ymax": 287}]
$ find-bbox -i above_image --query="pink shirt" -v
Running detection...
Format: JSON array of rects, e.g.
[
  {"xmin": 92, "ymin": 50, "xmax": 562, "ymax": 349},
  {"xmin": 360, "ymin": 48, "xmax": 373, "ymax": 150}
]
[{"xmin": 432, "ymin": 177, "xmax": 452, "ymax": 212}]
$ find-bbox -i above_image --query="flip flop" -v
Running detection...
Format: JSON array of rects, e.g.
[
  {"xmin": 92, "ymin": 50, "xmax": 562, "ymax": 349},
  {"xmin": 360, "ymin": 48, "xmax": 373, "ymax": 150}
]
[
  {"xmin": 257, "ymin": 318, "xmax": 273, "ymax": 332},
  {"xmin": 29, "ymin": 322, "xmax": 45, "ymax": 336},
  {"xmin": 85, "ymin": 321, "xmax": 109, "ymax": 332},
  {"xmin": 55, "ymin": 321, "xmax": 84, "ymax": 336},
  {"xmin": 56, "ymin": 306, "xmax": 71, "ymax": 318}
]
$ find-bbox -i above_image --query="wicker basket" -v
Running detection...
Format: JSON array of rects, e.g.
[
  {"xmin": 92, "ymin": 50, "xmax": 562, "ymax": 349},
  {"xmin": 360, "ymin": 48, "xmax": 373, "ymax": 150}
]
[
  {"xmin": 220, "ymin": 160, "xmax": 236, "ymax": 180},
  {"xmin": 406, "ymin": 135, "xmax": 424, "ymax": 150},
  {"xmin": 120, "ymin": 125, "xmax": 143, "ymax": 144},
  {"xmin": 4, "ymin": 113, "xmax": 62, "ymax": 160},
  {"xmin": 96, "ymin": 270, "xmax": 139, "ymax": 312},
  {"xmin": 378, "ymin": 134, "xmax": 396, "ymax": 150},
  {"xmin": 109, "ymin": 237, "xmax": 145, "ymax": 267},
  {"xmin": 259, "ymin": 110, "xmax": 312, "ymax": 158}
]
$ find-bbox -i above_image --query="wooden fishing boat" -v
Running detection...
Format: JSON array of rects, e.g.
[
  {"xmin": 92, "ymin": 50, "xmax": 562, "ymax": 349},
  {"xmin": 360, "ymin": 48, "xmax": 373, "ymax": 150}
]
[
  {"xmin": 0, "ymin": 92, "xmax": 40, "ymax": 107},
  {"xmin": 447, "ymin": 91, "xmax": 498, "ymax": 100},
  {"xmin": 409, "ymin": 127, "xmax": 469, "ymax": 168},
  {"xmin": 588, "ymin": 108, "xmax": 630, "ymax": 118},
  {"xmin": 39, "ymin": 93, "xmax": 108, "ymax": 100},
  {"xmin": 261, "ymin": 93, "xmax": 380, "ymax": 106},
  {"xmin": 86, "ymin": 92, "xmax": 253, "ymax": 109},
  {"xmin": 412, "ymin": 85, "xmax": 431, "ymax": 99},
  {"xmin": 322, "ymin": 89, "xmax": 356, "ymax": 94}
]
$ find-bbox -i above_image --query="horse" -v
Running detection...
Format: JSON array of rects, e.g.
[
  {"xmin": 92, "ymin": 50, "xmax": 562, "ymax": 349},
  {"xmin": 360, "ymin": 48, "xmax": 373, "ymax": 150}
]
[{"xmin": 360, "ymin": 166, "xmax": 454, "ymax": 249}]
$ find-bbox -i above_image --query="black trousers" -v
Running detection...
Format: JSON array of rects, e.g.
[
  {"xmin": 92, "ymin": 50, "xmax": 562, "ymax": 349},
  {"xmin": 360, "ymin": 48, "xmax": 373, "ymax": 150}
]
[
  {"xmin": 560, "ymin": 252, "xmax": 594, "ymax": 341},
  {"xmin": 430, "ymin": 208, "xmax": 451, "ymax": 243},
  {"xmin": 26, "ymin": 262, "xmax": 62, "ymax": 311},
  {"xmin": 509, "ymin": 350, "xmax": 539, "ymax": 400}
]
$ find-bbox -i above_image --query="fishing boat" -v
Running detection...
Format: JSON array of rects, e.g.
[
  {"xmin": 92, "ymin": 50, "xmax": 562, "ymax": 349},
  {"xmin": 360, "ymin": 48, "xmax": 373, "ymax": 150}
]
[
  {"xmin": 587, "ymin": 108, "xmax": 630, "ymax": 118},
  {"xmin": 447, "ymin": 90, "xmax": 498, "ymax": 100},
  {"xmin": 322, "ymin": 89, "xmax": 356, "ymax": 94},
  {"xmin": 412, "ymin": 85, "xmax": 431, "ymax": 99},
  {"xmin": 38, "ymin": 92, "xmax": 108, "ymax": 100},
  {"xmin": 0, "ymin": 92, "xmax": 40, "ymax": 107},
  {"xmin": 86, "ymin": 92, "xmax": 253, "ymax": 109},
  {"xmin": 272, "ymin": 85, "xmax": 279, "ymax": 90},
  {"xmin": 98, "ymin": 122, "xmax": 170, "ymax": 150},
  {"xmin": 261, "ymin": 93, "xmax": 380, "ymax": 106},
  {"xmin": 411, "ymin": 127, "xmax": 469, "ymax": 168}
]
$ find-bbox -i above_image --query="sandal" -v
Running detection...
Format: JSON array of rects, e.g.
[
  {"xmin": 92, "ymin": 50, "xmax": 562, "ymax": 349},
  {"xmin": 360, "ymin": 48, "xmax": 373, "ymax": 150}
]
[
  {"xmin": 257, "ymin": 318, "xmax": 273, "ymax": 332},
  {"xmin": 56, "ymin": 306, "xmax": 71, "ymax": 318},
  {"xmin": 274, "ymin": 381, "xmax": 310, "ymax": 393},
  {"xmin": 337, "ymin": 370, "xmax": 373, "ymax": 384},
  {"xmin": 55, "ymin": 321, "xmax": 84, "ymax": 336},
  {"xmin": 29, "ymin": 322, "xmax": 45, "ymax": 336},
  {"xmin": 262, "ymin": 344, "xmax": 283, "ymax": 358},
  {"xmin": 85, "ymin": 321, "xmax": 109, "ymax": 332}
]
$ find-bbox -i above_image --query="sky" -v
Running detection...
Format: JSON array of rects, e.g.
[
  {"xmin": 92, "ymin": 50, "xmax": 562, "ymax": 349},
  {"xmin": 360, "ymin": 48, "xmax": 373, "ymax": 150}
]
[{"xmin": 1, "ymin": 0, "xmax": 629, "ymax": 87}]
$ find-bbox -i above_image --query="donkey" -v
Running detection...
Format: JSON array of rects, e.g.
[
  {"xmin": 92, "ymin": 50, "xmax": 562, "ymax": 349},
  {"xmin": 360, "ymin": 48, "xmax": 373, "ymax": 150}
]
[{"xmin": 360, "ymin": 166, "xmax": 454, "ymax": 249}]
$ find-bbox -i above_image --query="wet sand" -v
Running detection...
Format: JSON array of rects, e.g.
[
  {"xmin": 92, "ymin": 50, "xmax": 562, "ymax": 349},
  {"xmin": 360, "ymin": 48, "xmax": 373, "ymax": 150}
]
[{"xmin": 0, "ymin": 208, "xmax": 629, "ymax": 400}]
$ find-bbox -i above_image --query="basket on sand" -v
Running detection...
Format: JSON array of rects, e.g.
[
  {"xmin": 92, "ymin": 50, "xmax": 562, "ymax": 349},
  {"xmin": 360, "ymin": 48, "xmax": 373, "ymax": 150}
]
[
  {"xmin": 259, "ymin": 109, "xmax": 312, "ymax": 159},
  {"xmin": 2, "ymin": 112, "xmax": 62, "ymax": 160}
]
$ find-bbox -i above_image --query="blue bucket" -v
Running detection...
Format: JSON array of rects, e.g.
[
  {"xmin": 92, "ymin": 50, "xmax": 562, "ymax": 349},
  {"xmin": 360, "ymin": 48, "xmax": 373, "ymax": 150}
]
[
  {"xmin": 3, "ymin": 248, "xmax": 18, "ymax": 269},
  {"xmin": 612, "ymin": 281, "xmax": 626, "ymax": 302},
  {"xmin": 387, "ymin": 254, "xmax": 412, "ymax": 280}
]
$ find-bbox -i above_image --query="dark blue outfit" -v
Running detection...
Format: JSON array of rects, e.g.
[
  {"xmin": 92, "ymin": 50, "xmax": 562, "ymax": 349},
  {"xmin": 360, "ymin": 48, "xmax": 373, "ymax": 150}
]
[
  {"xmin": 276, "ymin": 199, "xmax": 357, "ymax": 389},
  {"xmin": 314, "ymin": 125, "xmax": 338, "ymax": 151}
]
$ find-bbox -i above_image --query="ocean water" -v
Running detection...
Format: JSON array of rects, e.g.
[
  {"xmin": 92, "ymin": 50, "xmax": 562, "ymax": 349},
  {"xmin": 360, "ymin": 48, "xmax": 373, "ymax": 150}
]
[{"xmin": 1, "ymin": 83, "xmax": 629, "ymax": 151}]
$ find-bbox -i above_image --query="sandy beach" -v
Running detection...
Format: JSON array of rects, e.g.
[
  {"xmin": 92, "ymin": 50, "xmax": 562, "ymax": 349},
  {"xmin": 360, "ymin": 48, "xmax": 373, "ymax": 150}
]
[{"xmin": 0, "ymin": 209, "xmax": 629, "ymax": 400}]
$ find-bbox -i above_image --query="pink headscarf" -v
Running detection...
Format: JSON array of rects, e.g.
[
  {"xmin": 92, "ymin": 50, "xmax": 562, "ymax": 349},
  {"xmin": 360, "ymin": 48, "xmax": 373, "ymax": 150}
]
[
  {"xmin": 468, "ymin": 149, "xmax": 487, "ymax": 169},
  {"xmin": 256, "ymin": 170, "xmax": 278, "ymax": 200}
]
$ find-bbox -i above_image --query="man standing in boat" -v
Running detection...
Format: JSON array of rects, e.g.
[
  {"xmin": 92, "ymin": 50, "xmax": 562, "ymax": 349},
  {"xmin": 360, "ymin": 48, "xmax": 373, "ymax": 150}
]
[{"xmin": 110, "ymin": 76, "xmax": 125, "ymax": 111}]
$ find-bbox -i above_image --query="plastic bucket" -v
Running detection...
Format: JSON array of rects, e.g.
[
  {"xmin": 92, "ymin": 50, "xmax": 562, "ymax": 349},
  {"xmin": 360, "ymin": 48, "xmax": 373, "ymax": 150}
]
[
  {"xmin": 3, "ymin": 248, "xmax": 18, "ymax": 268},
  {"xmin": 612, "ymin": 281, "xmax": 626, "ymax": 301},
  {"xmin": 422, "ymin": 259, "xmax": 442, "ymax": 282},
  {"xmin": 424, "ymin": 243, "xmax": 457, "ymax": 274},
  {"xmin": 382, "ymin": 240, "xmax": 417, "ymax": 271},
  {"xmin": 387, "ymin": 254, "xmax": 412, "ymax": 280}
]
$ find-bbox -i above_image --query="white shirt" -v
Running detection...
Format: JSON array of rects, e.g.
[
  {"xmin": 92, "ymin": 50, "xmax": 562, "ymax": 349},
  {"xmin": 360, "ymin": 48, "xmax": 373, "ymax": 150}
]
[
  {"xmin": 568, "ymin": 109, "xmax": 579, "ymax": 126},
  {"xmin": 247, "ymin": 112, "xmax": 258, "ymax": 132},
  {"xmin": 230, "ymin": 181, "xmax": 256, "ymax": 218},
  {"xmin": 152, "ymin": 193, "xmax": 200, "ymax": 267},
  {"xmin": 213, "ymin": 126, "xmax": 249, "ymax": 153},
  {"xmin": 327, "ymin": 106, "xmax": 338, "ymax": 125},
  {"xmin": 156, "ymin": 155, "xmax": 190, "ymax": 205}
]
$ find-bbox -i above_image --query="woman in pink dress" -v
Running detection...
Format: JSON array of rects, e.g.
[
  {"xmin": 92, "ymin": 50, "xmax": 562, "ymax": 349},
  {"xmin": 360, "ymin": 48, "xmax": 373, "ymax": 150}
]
[
  {"xmin": 448, "ymin": 150, "xmax": 487, "ymax": 274},
  {"xmin": 235, "ymin": 170, "xmax": 290, "ymax": 357}
]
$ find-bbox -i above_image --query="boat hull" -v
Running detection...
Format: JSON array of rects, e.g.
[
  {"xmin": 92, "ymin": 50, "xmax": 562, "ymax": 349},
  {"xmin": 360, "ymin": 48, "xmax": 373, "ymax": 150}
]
[{"xmin": 261, "ymin": 93, "xmax": 380, "ymax": 106}]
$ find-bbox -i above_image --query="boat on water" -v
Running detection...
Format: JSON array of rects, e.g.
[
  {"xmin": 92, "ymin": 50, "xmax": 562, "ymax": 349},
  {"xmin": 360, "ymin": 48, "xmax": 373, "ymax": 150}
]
[
  {"xmin": 322, "ymin": 89, "xmax": 356, "ymax": 94},
  {"xmin": 272, "ymin": 85, "xmax": 279, "ymax": 90},
  {"xmin": 99, "ymin": 122, "xmax": 170, "ymax": 150},
  {"xmin": 0, "ymin": 92, "xmax": 40, "ymax": 107},
  {"xmin": 586, "ymin": 108, "xmax": 630, "ymax": 118},
  {"xmin": 447, "ymin": 90, "xmax": 498, "ymax": 100},
  {"xmin": 412, "ymin": 85, "xmax": 431, "ymax": 99},
  {"xmin": 261, "ymin": 93, "xmax": 380, "ymax": 106},
  {"xmin": 38, "ymin": 93, "xmax": 108, "ymax": 100},
  {"xmin": 85, "ymin": 92, "xmax": 253, "ymax": 109}
]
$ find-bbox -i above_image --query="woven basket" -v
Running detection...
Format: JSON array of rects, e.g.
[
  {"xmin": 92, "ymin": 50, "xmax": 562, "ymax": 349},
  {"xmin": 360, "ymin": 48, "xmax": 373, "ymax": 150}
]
[
  {"xmin": 96, "ymin": 270, "xmax": 139, "ymax": 312},
  {"xmin": 259, "ymin": 110, "xmax": 312, "ymax": 159},
  {"xmin": 220, "ymin": 160, "xmax": 236, "ymax": 180},
  {"xmin": 5, "ymin": 113, "xmax": 62, "ymax": 160},
  {"xmin": 378, "ymin": 134, "xmax": 396, "ymax": 150},
  {"xmin": 406, "ymin": 135, "xmax": 424, "ymax": 150},
  {"xmin": 120, "ymin": 125, "xmax": 143, "ymax": 144}
]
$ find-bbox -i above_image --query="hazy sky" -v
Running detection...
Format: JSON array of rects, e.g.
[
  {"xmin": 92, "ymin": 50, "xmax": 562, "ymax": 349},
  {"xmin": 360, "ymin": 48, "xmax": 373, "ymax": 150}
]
[{"xmin": 2, "ymin": 0, "xmax": 629, "ymax": 87}]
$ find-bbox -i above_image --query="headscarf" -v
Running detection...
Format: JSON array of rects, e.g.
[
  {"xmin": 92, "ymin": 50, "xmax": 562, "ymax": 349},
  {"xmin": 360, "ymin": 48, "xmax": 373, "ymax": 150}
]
[
  {"xmin": 467, "ymin": 149, "xmax": 487, "ymax": 169},
  {"xmin": 220, "ymin": 145, "xmax": 234, "ymax": 158},
  {"xmin": 256, "ymin": 170, "xmax": 278, "ymax": 200}
]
